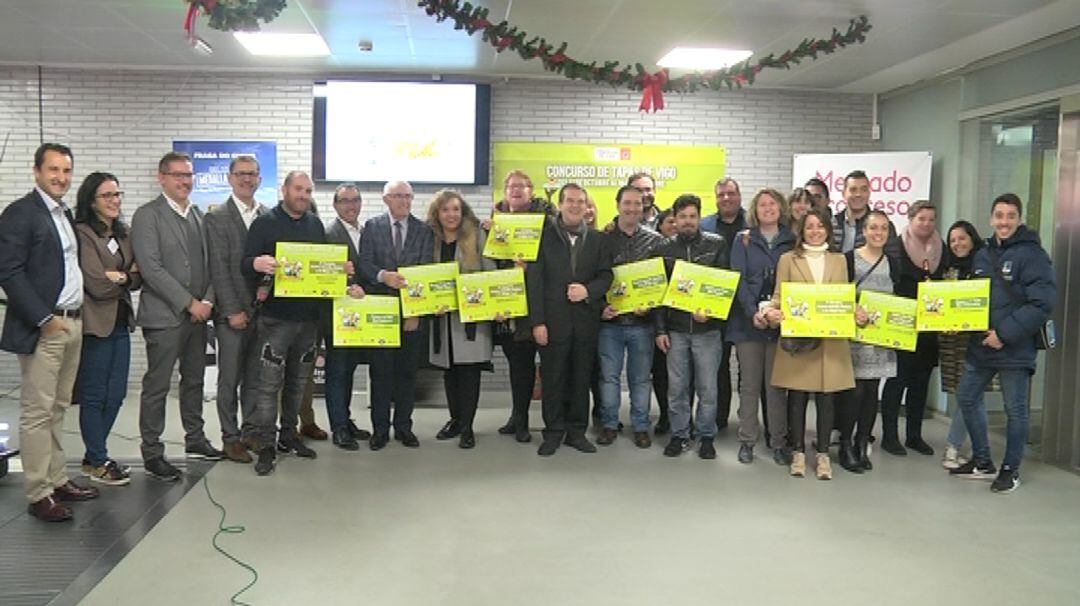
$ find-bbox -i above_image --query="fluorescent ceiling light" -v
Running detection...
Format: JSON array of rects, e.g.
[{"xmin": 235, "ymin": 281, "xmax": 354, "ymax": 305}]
[
  {"xmin": 657, "ymin": 48, "xmax": 752, "ymax": 70},
  {"xmin": 234, "ymin": 32, "xmax": 330, "ymax": 57}
]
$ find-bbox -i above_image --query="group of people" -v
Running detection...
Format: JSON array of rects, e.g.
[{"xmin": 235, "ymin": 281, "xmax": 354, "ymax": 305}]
[{"xmin": 0, "ymin": 143, "xmax": 1056, "ymax": 523}]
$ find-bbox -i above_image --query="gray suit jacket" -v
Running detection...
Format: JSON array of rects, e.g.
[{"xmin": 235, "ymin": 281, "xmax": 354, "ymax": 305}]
[
  {"xmin": 205, "ymin": 197, "xmax": 266, "ymax": 319},
  {"xmin": 131, "ymin": 195, "xmax": 214, "ymax": 329},
  {"xmin": 358, "ymin": 213, "xmax": 434, "ymax": 296}
]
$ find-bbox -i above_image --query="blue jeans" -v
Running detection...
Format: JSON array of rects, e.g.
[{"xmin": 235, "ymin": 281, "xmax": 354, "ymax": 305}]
[
  {"xmin": 598, "ymin": 323, "xmax": 655, "ymax": 432},
  {"xmin": 946, "ymin": 392, "xmax": 986, "ymax": 448},
  {"xmin": 666, "ymin": 330, "xmax": 723, "ymax": 439},
  {"xmin": 956, "ymin": 362, "xmax": 1030, "ymax": 470},
  {"xmin": 324, "ymin": 344, "xmax": 366, "ymax": 432},
  {"xmin": 77, "ymin": 327, "xmax": 131, "ymax": 467}
]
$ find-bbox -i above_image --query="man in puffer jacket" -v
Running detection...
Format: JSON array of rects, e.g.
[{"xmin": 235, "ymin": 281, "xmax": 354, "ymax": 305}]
[{"xmin": 950, "ymin": 193, "xmax": 1056, "ymax": 493}]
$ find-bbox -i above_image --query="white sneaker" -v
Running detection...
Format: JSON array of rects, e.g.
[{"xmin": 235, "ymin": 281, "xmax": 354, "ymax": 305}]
[{"xmin": 942, "ymin": 445, "xmax": 969, "ymax": 470}]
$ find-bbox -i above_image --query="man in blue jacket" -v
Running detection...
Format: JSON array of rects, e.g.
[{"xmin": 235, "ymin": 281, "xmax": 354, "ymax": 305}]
[{"xmin": 950, "ymin": 193, "xmax": 1056, "ymax": 493}]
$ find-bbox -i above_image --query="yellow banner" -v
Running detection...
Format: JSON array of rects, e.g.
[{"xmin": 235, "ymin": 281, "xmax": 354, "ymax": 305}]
[
  {"xmin": 607, "ymin": 258, "xmax": 668, "ymax": 314},
  {"xmin": 482, "ymin": 213, "xmax": 546, "ymax": 261},
  {"xmin": 274, "ymin": 242, "xmax": 348, "ymax": 298},
  {"xmin": 854, "ymin": 291, "xmax": 918, "ymax": 351},
  {"xmin": 332, "ymin": 295, "xmax": 400, "ymax": 348},
  {"xmin": 457, "ymin": 268, "xmax": 529, "ymax": 323},
  {"xmin": 916, "ymin": 279, "xmax": 990, "ymax": 331},
  {"xmin": 660, "ymin": 260, "xmax": 740, "ymax": 320},
  {"xmin": 780, "ymin": 283, "xmax": 856, "ymax": 338},
  {"xmin": 493, "ymin": 142, "xmax": 726, "ymax": 226},
  {"xmin": 399, "ymin": 262, "xmax": 459, "ymax": 318}
]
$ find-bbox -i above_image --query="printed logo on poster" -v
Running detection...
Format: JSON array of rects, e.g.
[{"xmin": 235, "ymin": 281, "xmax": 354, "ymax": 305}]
[
  {"xmin": 173, "ymin": 140, "xmax": 279, "ymax": 211},
  {"xmin": 791, "ymin": 151, "xmax": 932, "ymax": 231}
]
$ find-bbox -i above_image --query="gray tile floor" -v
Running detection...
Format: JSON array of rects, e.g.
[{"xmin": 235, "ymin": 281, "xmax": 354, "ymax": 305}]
[{"xmin": 3, "ymin": 390, "xmax": 1080, "ymax": 606}]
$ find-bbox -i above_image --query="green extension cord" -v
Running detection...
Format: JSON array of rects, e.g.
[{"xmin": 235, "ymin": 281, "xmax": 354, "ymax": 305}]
[{"xmin": 202, "ymin": 474, "xmax": 259, "ymax": 605}]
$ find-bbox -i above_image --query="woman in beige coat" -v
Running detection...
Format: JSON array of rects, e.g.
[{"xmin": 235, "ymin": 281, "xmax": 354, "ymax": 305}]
[{"xmin": 765, "ymin": 207, "xmax": 855, "ymax": 480}]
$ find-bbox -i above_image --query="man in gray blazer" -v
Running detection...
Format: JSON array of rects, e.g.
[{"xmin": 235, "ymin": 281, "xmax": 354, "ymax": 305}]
[
  {"xmin": 131, "ymin": 151, "xmax": 223, "ymax": 481},
  {"xmin": 205, "ymin": 155, "xmax": 266, "ymax": 463}
]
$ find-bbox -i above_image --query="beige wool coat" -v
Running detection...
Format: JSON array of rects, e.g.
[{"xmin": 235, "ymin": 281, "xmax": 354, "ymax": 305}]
[{"xmin": 770, "ymin": 250, "xmax": 856, "ymax": 394}]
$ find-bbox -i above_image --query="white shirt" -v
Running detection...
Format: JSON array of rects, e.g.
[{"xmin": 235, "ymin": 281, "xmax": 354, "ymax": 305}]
[
  {"xmin": 232, "ymin": 196, "xmax": 259, "ymax": 230},
  {"xmin": 164, "ymin": 193, "xmax": 191, "ymax": 218},
  {"xmin": 35, "ymin": 186, "xmax": 84, "ymax": 310},
  {"xmin": 388, "ymin": 212, "xmax": 408, "ymax": 247},
  {"xmin": 338, "ymin": 217, "xmax": 362, "ymax": 252}
]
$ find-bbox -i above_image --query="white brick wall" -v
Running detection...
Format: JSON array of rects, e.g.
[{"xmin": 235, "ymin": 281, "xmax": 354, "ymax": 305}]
[{"xmin": 0, "ymin": 66, "xmax": 878, "ymax": 398}]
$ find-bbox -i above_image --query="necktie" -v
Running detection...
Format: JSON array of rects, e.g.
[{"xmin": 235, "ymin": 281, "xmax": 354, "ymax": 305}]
[{"xmin": 393, "ymin": 221, "xmax": 404, "ymax": 259}]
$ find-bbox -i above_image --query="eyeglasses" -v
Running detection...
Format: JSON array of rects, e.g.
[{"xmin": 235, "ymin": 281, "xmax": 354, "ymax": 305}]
[
  {"xmin": 163, "ymin": 171, "xmax": 194, "ymax": 179},
  {"xmin": 386, "ymin": 193, "xmax": 413, "ymax": 200},
  {"xmin": 231, "ymin": 171, "xmax": 259, "ymax": 178},
  {"xmin": 96, "ymin": 191, "xmax": 124, "ymax": 200},
  {"xmin": 336, "ymin": 197, "xmax": 362, "ymax": 205},
  {"xmin": 506, "ymin": 184, "xmax": 531, "ymax": 190}
]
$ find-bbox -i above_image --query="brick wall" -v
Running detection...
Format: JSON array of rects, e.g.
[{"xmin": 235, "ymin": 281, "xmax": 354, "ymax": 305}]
[{"xmin": 0, "ymin": 66, "xmax": 878, "ymax": 398}]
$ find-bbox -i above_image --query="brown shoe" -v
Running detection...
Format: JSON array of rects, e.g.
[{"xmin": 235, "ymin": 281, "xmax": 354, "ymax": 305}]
[
  {"xmin": 54, "ymin": 480, "xmax": 99, "ymax": 502},
  {"xmin": 241, "ymin": 436, "xmax": 258, "ymax": 452},
  {"xmin": 28, "ymin": 495, "xmax": 73, "ymax": 522},
  {"xmin": 633, "ymin": 432, "xmax": 652, "ymax": 448},
  {"xmin": 596, "ymin": 428, "xmax": 618, "ymax": 446},
  {"xmin": 300, "ymin": 423, "xmax": 328, "ymax": 441},
  {"xmin": 224, "ymin": 441, "xmax": 253, "ymax": 464}
]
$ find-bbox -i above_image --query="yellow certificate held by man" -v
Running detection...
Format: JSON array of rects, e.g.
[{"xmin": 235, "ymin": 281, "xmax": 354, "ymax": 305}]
[
  {"xmin": 607, "ymin": 258, "xmax": 667, "ymax": 314},
  {"xmin": 780, "ymin": 282, "xmax": 856, "ymax": 338},
  {"xmin": 854, "ymin": 291, "xmax": 917, "ymax": 351},
  {"xmin": 456, "ymin": 268, "xmax": 528, "ymax": 323},
  {"xmin": 398, "ymin": 262, "xmax": 459, "ymax": 318},
  {"xmin": 332, "ymin": 295, "xmax": 401, "ymax": 348},
  {"xmin": 916, "ymin": 279, "xmax": 990, "ymax": 331},
  {"xmin": 482, "ymin": 213, "xmax": 546, "ymax": 261},
  {"xmin": 273, "ymin": 242, "xmax": 348, "ymax": 298},
  {"xmin": 660, "ymin": 260, "xmax": 740, "ymax": 320}
]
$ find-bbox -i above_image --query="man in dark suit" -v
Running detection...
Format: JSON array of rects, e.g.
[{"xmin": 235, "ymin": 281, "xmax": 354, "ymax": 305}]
[
  {"xmin": 527, "ymin": 183, "xmax": 613, "ymax": 456},
  {"xmin": 205, "ymin": 155, "xmax": 266, "ymax": 463},
  {"xmin": 0, "ymin": 143, "xmax": 99, "ymax": 521},
  {"xmin": 357, "ymin": 180, "xmax": 433, "ymax": 450},
  {"xmin": 323, "ymin": 182, "xmax": 372, "ymax": 450},
  {"xmin": 131, "ymin": 151, "xmax": 223, "ymax": 482}
]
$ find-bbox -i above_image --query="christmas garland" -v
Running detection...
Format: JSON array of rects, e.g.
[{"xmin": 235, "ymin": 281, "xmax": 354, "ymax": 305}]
[
  {"xmin": 184, "ymin": 0, "xmax": 288, "ymax": 36},
  {"xmin": 418, "ymin": 0, "xmax": 872, "ymax": 111}
]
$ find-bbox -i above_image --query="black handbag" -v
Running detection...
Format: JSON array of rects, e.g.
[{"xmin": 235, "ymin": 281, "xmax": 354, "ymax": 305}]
[
  {"xmin": 779, "ymin": 336, "xmax": 821, "ymax": 354},
  {"xmin": 986, "ymin": 248, "xmax": 1055, "ymax": 350}
]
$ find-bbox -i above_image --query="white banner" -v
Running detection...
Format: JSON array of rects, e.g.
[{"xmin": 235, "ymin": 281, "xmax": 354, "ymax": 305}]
[{"xmin": 792, "ymin": 151, "xmax": 932, "ymax": 231}]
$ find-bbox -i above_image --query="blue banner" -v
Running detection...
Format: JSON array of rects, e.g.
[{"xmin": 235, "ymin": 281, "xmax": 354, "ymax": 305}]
[{"xmin": 172, "ymin": 140, "xmax": 278, "ymax": 210}]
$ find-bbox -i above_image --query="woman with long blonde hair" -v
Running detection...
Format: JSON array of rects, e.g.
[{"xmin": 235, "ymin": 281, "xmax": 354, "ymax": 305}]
[{"xmin": 426, "ymin": 190, "xmax": 495, "ymax": 448}]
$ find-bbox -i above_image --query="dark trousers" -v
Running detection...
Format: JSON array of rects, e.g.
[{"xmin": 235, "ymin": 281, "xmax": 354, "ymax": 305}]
[
  {"xmin": 444, "ymin": 364, "xmax": 483, "ymax": 431},
  {"xmin": 881, "ymin": 364, "xmax": 932, "ymax": 441},
  {"xmin": 539, "ymin": 338, "xmax": 595, "ymax": 442},
  {"xmin": 244, "ymin": 316, "xmax": 317, "ymax": 449},
  {"xmin": 846, "ymin": 379, "xmax": 881, "ymax": 442},
  {"xmin": 77, "ymin": 327, "xmax": 130, "ymax": 467},
  {"xmin": 787, "ymin": 390, "xmax": 835, "ymax": 452},
  {"xmin": 324, "ymin": 344, "xmax": 366, "ymax": 432},
  {"xmin": 652, "ymin": 346, "xmax": 670, "ymax": 421},
  {"xmin": 139, "ymin": 322, "xmax": 208, "ymax": 461},
  {"xmin": 716, "ymin": 340, "xmax": 733, "ymax": 426},
  {"xmin": 502, "ymin": 339, "xmax": 537, "ymax": 431},
  {"xmin": 214, "ymin": 320, "xmax": 255, "ymax": 444},
  {"xmin": 368, "ymin": 329, "xmax": 425, "ymax": 435}
]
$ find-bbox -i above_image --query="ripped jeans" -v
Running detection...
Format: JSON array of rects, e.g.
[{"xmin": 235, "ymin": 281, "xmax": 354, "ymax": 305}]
[{"xmin": 243, "ymin": 315, "xmax": 318, "ymax": 450}]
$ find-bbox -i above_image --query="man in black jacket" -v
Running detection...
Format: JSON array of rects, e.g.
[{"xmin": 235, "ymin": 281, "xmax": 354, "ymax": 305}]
[
  {"xmin": 653, "ymin": 194, "xmax": 728, "ymax": 460},
  {"xmin": 0, "ymin": 143, "xmax": 99, "ymax": 521},
  {"xmin": 527, "ymin": 183, "xmax": 613, "ymax": 456}
]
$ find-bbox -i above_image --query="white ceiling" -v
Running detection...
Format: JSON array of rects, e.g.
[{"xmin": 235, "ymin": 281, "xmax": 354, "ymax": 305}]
[{"xmin": 1, "ymin": 0, "xmax": 1078, "ymax": 93}]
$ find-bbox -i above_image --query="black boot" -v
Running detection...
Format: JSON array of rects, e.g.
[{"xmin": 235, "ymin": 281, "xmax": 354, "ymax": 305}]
[
  {"xmin": 838, "ymin": 441, "xmax": 863, "ymax": 474},
  {"xmin": 855, "ymin": 437, "xmax": 873, "ymax": 471}
]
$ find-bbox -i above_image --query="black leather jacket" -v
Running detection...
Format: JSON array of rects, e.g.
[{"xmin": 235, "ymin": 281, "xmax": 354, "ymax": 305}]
[{"xmin": 653, "ymin": 230, "xmax": 728, "ymax": 335}]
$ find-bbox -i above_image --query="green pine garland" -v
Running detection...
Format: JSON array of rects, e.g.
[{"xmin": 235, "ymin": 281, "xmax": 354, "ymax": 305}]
[
  {"xmin": 418, "ymin": 0, "xmax": 872, "ymax": 94},
  {"xmin": 187, "ymin": 0, "xmax": 288, "ymax": 32}
]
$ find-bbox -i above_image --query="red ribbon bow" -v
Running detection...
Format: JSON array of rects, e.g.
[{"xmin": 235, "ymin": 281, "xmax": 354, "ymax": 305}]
[{"xmin": 638, "ymin": 71, "xmax": 668, "ymax": 113}]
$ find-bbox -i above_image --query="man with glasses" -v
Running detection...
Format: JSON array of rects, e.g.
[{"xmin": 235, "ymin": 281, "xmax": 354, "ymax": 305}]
[
  {"xmin": 323, "ymin": 183, "xmax": 373, "ymax": 450},
  {"xmin": 205, "ymin": 155, "xmax": 266, "ymax": 463},
  {"xmin": 357, "ymin": 181, "xmax": 433, "ymax": 450},
  {"xmin": 131, "ymin": 151, "xmax": 222, "ymax": 481}
]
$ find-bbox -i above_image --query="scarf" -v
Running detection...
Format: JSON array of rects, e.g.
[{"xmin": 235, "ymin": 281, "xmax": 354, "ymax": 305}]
[
  {"xmin": 901, "ymin": 224, "xmax": 943, "ymax": 273},
  {"xmin": 801, "ymin": 242, "xmax": 829, "ymax": 284}
]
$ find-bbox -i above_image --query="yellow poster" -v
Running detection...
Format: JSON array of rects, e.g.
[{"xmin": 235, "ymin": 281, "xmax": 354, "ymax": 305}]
[
  {"xmin": 607, "ymin": 258, "xmax": 668, "ymax": 314},
  {"xmin": 916, "ymin": 279, "xmax": 990, "ymax": 331},
  {"xmin": 398, "ymin": 262, "xmax": 459, "ymax": 318},
  {"xmin": 456, "ymin": 268, "xmax": 529, "ymax": 323},
  {"xmin": 854, "ymin": 291, "xmax": 918, "ymax": 352},
  {"xmin": 332, "ymin": 295, "xmax": 400, "ymax": 348},
  {"xmin": 493, "ymin": 142, "xmax": 726, "ymax": 226},
  {"xmin": 660, "ymin": 260, "xmax": 740, "ymax": 320},
  {"xmin": 780, "ymin": 283, "xmax": 856, "ymax": 338},
  {"xmin": 482, "ymin": 213, "xmax": 546, "ymax": 261},
  {"xmin": 273, "ymin": 243, "xmax": 349, "ymax": 298}
]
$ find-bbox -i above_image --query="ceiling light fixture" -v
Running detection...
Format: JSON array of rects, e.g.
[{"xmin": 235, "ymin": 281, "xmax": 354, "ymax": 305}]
[
  {"xmin": 234, "ymin": 32, "xmax": 330, "ymax": 57},
  {"xmin": 657, "ymin": 48, "xmax": 753, "ymax": 70},
  {"xmin": 189, "ymin": 35, "xmax": 213, "ymax": 56}
]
